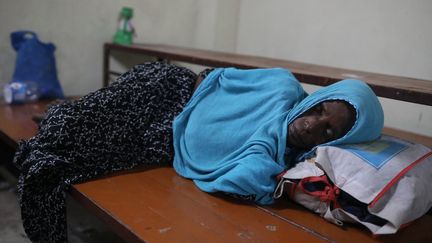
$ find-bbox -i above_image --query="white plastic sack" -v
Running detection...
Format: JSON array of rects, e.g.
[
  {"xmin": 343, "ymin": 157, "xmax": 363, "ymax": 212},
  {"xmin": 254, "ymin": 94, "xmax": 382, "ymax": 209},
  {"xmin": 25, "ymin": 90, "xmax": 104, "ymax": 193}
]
[{"xmin": 274, "ymin": 135, "xmax": 432, "ymax": 234}]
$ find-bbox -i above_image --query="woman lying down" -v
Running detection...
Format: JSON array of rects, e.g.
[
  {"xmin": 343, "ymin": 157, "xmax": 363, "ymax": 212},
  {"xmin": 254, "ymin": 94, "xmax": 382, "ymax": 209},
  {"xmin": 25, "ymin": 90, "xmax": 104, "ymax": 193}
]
[{"xmin": 14, "ymin": 62, "xmax": 383, "ymax": 242}]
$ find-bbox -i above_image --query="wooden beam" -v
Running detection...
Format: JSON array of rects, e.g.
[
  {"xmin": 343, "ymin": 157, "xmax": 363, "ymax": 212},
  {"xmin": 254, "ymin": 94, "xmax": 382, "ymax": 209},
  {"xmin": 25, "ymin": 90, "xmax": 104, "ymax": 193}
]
[{"xmin": 105, "ymin": 43, "xmax": 432, "ymax": 106}]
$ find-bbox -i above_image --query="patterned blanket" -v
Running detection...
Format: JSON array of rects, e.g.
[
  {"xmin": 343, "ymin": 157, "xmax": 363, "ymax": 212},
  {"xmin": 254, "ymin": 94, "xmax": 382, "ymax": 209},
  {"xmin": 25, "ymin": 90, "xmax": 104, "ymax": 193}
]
[{"xmin": 14, "ymin": 62, "xmax": 196, "ymax": 242}]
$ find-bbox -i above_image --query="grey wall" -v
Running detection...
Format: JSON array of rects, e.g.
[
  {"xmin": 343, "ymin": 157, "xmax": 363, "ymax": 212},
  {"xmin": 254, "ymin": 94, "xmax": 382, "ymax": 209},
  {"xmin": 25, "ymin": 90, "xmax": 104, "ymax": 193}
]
[{"xmin": 235, "ymin": 0, "xmax": 432, "ymax": 136}]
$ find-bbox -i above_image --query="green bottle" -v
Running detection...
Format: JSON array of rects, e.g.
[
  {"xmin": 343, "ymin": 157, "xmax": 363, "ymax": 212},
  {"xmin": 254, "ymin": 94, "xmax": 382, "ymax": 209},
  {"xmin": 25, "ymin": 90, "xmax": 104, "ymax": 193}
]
[{"xmin": 113, "ymin": 7, "xmax": 135, "ymax": 45}]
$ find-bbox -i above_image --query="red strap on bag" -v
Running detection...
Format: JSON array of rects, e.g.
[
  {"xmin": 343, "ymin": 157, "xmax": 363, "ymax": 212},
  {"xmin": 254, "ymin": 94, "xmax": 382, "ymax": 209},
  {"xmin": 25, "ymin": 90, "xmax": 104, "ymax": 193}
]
[{"xmin": 298, "ymin": 175, "xmax": 341, "ymax": 209}]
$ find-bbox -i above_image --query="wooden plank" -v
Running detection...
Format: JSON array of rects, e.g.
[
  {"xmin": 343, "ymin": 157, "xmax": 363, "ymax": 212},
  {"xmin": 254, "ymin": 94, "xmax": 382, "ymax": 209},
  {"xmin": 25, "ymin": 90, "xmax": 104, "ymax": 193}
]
[
  {"xmin": 383, "ymin": 127, "xmax": 432, "ymax": 148},
  {"xmin": 105, "ymin": 43, "xmax": 432, "ymax": 106},
  {"xmin": 72, "ymin": 167, "xmax": 331, "ymax": 243},
  {"xmin": 72, "ymin": 167, "xmax": 432, "ymax": 243},
  {"xmin": 0, "ymin": 101, "xmax": 50, "ymax": 148},
  {"xmin": 265, "ymin": 199, "xmax": 432, "ymax": 243}
]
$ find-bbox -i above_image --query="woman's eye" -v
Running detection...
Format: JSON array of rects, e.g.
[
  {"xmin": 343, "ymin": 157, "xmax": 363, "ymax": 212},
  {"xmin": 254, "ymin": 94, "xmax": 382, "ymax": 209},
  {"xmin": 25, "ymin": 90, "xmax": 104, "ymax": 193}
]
[
  {"xmin": 314, "ymin": 105, "xmax": 323, "ymax": 114},
  {"xmin": 325, "ymin": 128, "xmax": 333, "ymax": 139}
]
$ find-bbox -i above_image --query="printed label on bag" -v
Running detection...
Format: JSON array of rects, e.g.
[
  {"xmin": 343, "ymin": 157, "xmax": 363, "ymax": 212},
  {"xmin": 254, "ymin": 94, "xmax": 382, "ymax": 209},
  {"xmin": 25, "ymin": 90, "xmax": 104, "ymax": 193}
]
[{"xmin": 341, "ymin": 140, "xmax": 408, "ymax": 169}]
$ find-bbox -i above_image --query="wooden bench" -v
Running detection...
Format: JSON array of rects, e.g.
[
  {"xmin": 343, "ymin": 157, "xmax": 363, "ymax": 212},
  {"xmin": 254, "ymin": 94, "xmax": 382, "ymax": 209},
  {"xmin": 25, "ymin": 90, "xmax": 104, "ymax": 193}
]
[
  {"xmin": 103, "ymin": 43, "xmax": 432, "ymax": 106},
  {"xmin": 1, "ymin": 43, "xmax": 431, "ymax": 242}
]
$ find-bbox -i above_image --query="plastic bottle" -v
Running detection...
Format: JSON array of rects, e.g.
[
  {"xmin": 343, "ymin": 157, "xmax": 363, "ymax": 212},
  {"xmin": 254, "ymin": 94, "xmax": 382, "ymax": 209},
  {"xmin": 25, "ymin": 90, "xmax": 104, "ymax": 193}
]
[
  {"xmin": 113, "ymin": 7, "xmax": 135, "ymax": 45},
  {"xmin": 3, "ymin": 81, "xmax": 40, "ymax": 104}
]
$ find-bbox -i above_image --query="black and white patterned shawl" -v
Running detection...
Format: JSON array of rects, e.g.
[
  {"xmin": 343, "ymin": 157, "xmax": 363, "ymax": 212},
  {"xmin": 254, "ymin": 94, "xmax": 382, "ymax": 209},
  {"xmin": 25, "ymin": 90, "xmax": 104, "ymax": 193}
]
[{"xmin": 13, "ymin": 62, "xmax": 196, "ymax": 243}]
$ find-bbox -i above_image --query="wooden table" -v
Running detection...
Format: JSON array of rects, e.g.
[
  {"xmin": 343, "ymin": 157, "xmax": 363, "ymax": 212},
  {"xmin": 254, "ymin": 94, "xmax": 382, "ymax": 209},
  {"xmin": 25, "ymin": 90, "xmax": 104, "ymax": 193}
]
[{"xmin": 1, "ymin": 101, "xmax": 432, "ymax": 243}]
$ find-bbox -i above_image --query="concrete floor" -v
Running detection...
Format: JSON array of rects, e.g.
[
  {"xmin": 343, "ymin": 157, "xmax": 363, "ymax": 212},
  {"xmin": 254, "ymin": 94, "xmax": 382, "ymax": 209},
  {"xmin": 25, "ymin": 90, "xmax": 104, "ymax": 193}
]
[
  {"xmin": 0, "ymin": 180, "xmax": 28, "ymax": 243},
  {"xmin": 0, "ymin": 166, "xmax": 126, "ymax": 243}
]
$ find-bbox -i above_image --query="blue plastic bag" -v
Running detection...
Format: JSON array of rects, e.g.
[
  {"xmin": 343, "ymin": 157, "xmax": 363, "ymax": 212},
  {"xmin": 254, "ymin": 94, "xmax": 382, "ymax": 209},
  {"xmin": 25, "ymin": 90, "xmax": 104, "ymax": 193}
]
[{"xmin": 10, "ymin": 31, "xmax": 64, "ymax": 100}]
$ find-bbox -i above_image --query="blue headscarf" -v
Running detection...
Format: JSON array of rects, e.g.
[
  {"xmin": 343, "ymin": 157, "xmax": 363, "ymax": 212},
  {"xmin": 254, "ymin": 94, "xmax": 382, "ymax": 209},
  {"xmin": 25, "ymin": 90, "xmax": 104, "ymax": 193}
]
[{"xmin": 173, "ymin": 67, "xmax": 383, "ymax": 204}]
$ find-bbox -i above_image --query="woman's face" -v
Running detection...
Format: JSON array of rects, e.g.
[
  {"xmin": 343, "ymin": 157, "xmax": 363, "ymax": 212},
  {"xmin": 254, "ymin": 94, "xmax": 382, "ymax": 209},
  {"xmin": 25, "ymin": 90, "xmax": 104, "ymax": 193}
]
[{"xmin": 288, "ymin": 100, "xmax": 356, "ymax": 150}]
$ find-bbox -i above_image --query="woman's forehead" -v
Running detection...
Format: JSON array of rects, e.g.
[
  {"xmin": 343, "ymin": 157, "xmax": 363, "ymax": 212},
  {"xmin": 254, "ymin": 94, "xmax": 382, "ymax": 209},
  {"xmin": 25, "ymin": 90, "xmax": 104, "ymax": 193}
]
[{"xmin": 322, "ymin": 100, "xmax": 356, "ymax": 134}]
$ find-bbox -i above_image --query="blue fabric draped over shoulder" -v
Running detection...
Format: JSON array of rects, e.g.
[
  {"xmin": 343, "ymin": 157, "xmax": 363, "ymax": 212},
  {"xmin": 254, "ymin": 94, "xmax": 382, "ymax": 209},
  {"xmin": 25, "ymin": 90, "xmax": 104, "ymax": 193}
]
[{"xmin": 172, "ymin": 67, "xmax": 383, "ymax": 204}]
